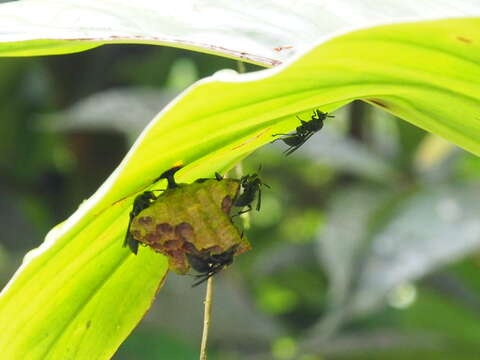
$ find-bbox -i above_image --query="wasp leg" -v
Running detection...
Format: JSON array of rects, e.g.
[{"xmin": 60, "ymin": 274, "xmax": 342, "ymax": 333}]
[
  {"xmin": 284, "ymin": 144, "xmax": 301, "ymax": 155},
  {"xmin": 191, "ymin": 273, "xmax": 212, "ymax": 287},
  {"xmin": 284, "ymin": 143, "xmax": 304, "ymax": 155},
  {"xmin": 191, "ymin": 265, "xmax": 225, "ymax": 287},
  {"xmin": 284, "ymin": 132, "xmax": 315, "ymax": 156},
  {"xmin": 153, "ymin": 165, "xmax": 183, "ymax": 189},
  {"xmin": 234, "ymin": 204, "xmax": 253, "ymax": 217},
  {"xmin": 195, "ymin": 172, "xmax": 224, "ymax": 184},
  {"xmin": 271, "ymin": 134, "xmax": 292, "ymax": 145}
]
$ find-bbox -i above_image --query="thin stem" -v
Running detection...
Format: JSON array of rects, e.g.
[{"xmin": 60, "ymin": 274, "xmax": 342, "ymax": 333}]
[
  {"xmin": 234, "ymin": 162, "xmax": 251, "ymax": 229},
  {"xmin": 199, "ymin": 277, "xmax": 214, "ymax": 360},
  {"xmin": 234, "ymin": 162, "xmax": 244, "ymax": 177},
  {"xmin": 236, "ymin": 60, "xmax": 246, "ymax": 73}
]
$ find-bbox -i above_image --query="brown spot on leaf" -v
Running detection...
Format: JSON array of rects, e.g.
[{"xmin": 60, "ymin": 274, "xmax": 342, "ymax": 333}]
[
  {"xmin": 456, "ymin": 36, "xmax": 472, "ymax": 44},
  {"xmin": 138, "ymin": 216, "xmax": 153, "ymax": 225},
  {"xmin": 145, "ymin": 233, "xmax": 161, "ymax": 244},
  {"xmin": 71, "ymin": 37, "xmax": 96, "ymax": 41},
  {"xmin": 131, "ymin": 230, "xmax": 141, "ymax": 239},
  {"xmin": 156, "ymin": 223, "xmax": 173, "ymax": 235},
  {"xmin": 175, "ymin": 222, "xmax": 194, "ymax": 240},
  {"xmin": 166, "ymin": 249, "xmax": 188, "ymax": 273},
  {"xmin": 86, "ymin": 320, "xmax": 91, "ymax": 329},
  {"xmin": 367, "ymin": 98, "xmax": 389, "ymax": 109},
  {"xmin": 273, "ymin": 45, "xmax": 293, "ymax": 52},
  {"xmin": 164, "ymin": 239, "xmax": 183, "ymax": 250},
  {"xmin": 149, "ymin": 242, "xmax": 164, "ymax": 252},
  {"xmin": 221, "ymin": 195, "xmax": 233, "ymax": 213}
]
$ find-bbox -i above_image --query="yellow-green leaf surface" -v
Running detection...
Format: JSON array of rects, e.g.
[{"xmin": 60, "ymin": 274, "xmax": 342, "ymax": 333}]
[{"xmin": 1, "ymin": 17, "xmax": 480, "ymax": 359}]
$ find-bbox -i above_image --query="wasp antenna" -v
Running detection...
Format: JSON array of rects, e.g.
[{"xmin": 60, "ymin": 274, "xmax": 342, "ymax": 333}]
[{"xmin": 191, "ymin": 276, "xmax": 208, "ymax": 287}]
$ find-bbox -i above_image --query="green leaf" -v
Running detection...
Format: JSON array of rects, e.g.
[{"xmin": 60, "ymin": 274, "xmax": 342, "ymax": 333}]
[
  {"xmin": 350, "ymin": 183, "xmax": 480, "ymax": 316},
  {"xmin": 1, "ymin": 17, "xmax": 480, "ymax": 359},
  {"xmin": 0, "ymin": 203, "xmax": 169, "ymax": 359},
  {"xmin": 1, "ymin": 0, "xmax": 479, "ymax": 64},
  {"xmin": 315, "ymin": 182, "xmax": 480, "ymax": 331},
  {"xmin": 316, "ymin": 186, "xmax": 390, "ymax": 310},
  {"xmin": 42, "ymin": 87, "xmax": 176, "ymax": 142}
]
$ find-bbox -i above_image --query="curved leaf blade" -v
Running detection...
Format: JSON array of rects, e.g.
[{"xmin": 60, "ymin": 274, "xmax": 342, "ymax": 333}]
[
  {"xmin": 0, "ymin": 17, "xmax": 479, "ymax": 358},
  {"xmin": 0, "ymin": 203, "xmax": 168, "ymax": 359},
  {"xmin": 0, "ymin": 0, "xmax": 479, "ymax": 64}
]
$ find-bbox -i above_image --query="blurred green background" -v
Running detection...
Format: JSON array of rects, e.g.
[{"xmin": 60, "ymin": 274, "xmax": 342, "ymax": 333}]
[{"xmin": 1, "ymin": 44, "xmax": 480, "ymax": 360}]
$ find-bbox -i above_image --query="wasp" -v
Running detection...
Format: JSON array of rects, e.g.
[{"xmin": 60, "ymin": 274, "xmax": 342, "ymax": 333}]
[
  {"xmin": 273, "ymin": 109, "xmax": 334, "ymax": 155},
  {"xmin": 123, "ymin": 191, "xmax": 158, "ymax": 254},
  {"xmin": 123, "ymin": 165, "xmax": 183, "ymax": 254},
  {"xmin": 234, "ymin": 171, "xmax": 270, "ymax": 215},
  {"xmin": 186, "ymin": 244, "xmax": 239, "ymax": 287},
  {"xmin": 152, "ymin": 164, "xmax": 183, "ymax": 188},
  {"xmin": 195, "ymin": 170, "xmax": 269, "ymax": 215},
  {"xmin": 124, "ymin": 164, "xmax": 257, "ymax": 287},
  {"xmin": 194, "ymin": 172, "xmax": 224, "ymax": 184}
]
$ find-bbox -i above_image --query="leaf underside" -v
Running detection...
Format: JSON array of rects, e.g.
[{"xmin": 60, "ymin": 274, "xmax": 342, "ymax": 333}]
[{"xmin": 0, "ymin": 17, "xmax": 479, "ymax": 359}]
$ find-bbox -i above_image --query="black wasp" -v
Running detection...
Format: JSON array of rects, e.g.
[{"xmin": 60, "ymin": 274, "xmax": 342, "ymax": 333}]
[
  {"xmin": 234, "ymin": 171, "xmax": 270, "ymax": 215},
  {"xmin": 123, "ymin": 191, "xmax": 157, "ymax": 254},
  {"xmin": 196, "ymin": 169, "xmax": 269, "ymax": 216},
  {"xmin": 273, "ymin": 109, "xmax": 334, "ymax": 155},
  {"xmin": 186, "ymin": 244, "xmax": 239, "ymax": 287},
  {"xmin": 123, "ymin": 165, "xmax": 183, "ymax": 254}
]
